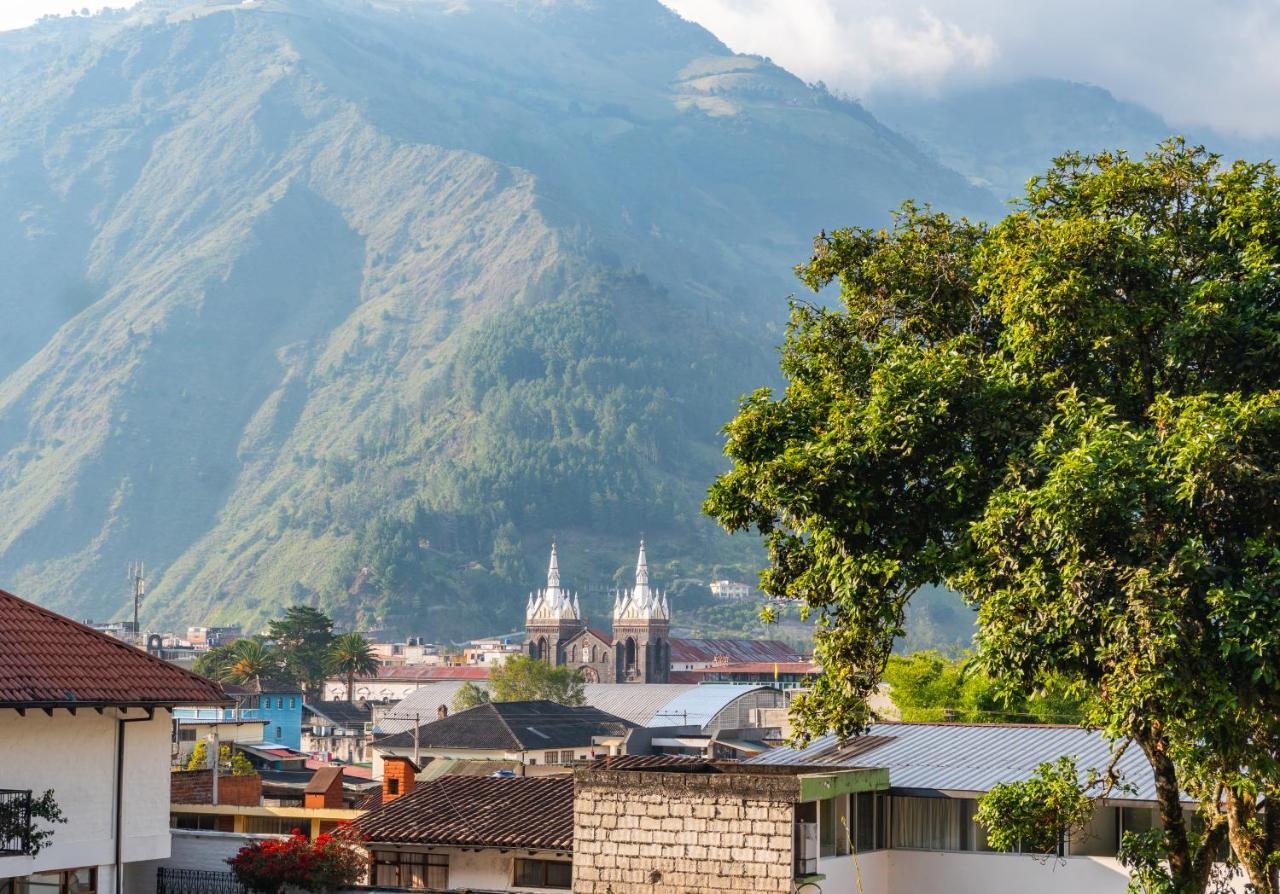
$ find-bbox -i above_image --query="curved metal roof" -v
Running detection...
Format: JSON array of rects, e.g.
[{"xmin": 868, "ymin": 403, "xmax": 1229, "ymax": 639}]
[{"xmin": 644, "ymin": 684, "xmax": 780, "ymax": 729}]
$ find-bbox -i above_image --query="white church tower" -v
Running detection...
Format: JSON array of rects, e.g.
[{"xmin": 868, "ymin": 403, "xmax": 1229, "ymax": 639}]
[
  {"xmin": 525, "ymin": 542, "xmax": 584, "ymax": 665},
  {"xmin": 611, "ymin": 540, "xmax": 671, "ymax": 683}
]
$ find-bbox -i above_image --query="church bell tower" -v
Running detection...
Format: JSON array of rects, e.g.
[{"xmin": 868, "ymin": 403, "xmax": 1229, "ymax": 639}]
[
  {"xmin": 611, "ymin": 540, "xmax": 670, "ymax": 683},
  {"xmin": 524, "ymin": 542, "xmax": 585, "ymax": 667}
]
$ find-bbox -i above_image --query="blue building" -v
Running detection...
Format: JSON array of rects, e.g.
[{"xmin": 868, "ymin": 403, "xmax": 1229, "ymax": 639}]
[{"xmin": 224, "ymin": 680, "xmax": 304, "ymax": 750}]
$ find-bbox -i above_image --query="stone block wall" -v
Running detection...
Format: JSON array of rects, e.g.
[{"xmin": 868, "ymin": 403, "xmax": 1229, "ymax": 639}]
[{"xmin": 574, "ymin": 768, "xmax": 799, "ymax": 894}]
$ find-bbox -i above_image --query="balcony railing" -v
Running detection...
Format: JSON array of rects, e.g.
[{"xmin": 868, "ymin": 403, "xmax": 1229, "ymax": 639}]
[
  {"xmin": 0, "ymin": 789, "xmax": 33, "ymax": 856},
  {"xmin": 172, "ymin": 707, "xmax": 263, "ymax": 722}
]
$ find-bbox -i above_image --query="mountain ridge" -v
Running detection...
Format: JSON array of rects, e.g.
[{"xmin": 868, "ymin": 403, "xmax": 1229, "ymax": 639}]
[{"xmin": 0, "ymin": 0, "xmax": 994, "ymax": 640}]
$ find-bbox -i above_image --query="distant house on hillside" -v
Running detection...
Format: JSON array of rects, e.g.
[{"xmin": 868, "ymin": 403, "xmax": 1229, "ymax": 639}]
[
  {"xmin": 709, "ymin": 579, "xmax": 752, "ymax": 600},
  {"xmin": 0, "ymin": 587, "xmax": 227, "ymax": 893}
]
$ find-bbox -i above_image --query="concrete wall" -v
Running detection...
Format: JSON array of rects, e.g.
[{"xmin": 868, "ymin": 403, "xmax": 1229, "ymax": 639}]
[
  {"xmin": 0, "ymin": 708, "xmax": 174, "ymax": 893},
  {"xmin": 574, "ymin": 769, "xmax": 798, "ymax": 894}
]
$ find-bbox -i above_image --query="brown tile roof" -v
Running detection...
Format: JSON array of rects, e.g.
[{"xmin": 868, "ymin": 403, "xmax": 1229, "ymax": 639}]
[
  {"xmin": 0, "ymin": 588, "xmax": 229, "ymax": 709},
  {"xmin": 305, "ymin": 766, "xmax": 343, "ymax": 795},
  {"xmin": 353, "ymin": 774, "xmax": 573, "ymax": 850}
]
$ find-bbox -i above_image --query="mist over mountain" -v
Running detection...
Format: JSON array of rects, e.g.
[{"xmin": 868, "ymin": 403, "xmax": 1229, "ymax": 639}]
[
  {"xmin": 870, "ymin": 78, "xmax": 1280, "ymax": 201},
  {"xmin": 0, "ymin": 0, "xmax": 995, "ymax": 639}
]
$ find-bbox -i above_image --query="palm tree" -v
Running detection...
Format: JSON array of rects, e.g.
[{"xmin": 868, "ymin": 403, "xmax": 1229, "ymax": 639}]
[
  {"xmin": 326, "ymin": 633, "xmax": 379, "ymax": 702},
  {"xmin": 222, "ymin": 639, "xmax": 279, "ymax": 686}
]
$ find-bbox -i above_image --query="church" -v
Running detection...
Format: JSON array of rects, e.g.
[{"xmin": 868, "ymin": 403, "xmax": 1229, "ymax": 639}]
[{"xmin": 525, "ymin": 542, "xmax": 799, "ymax": 684}]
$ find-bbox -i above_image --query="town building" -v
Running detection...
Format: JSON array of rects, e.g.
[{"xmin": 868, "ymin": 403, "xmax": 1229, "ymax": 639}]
[
  {"xmin": 0, "ymin": 587, "xmax": 227, "ymax": 893},
  {"xmin": 322, "ymin": 665, "xmax": 490, "ymax": 702},
  {"xmin": 371, "ymin": 700, "xmax": 635, "ymax": 776},
  {"xmin": 184, "ymin": 626, "xmax": 242, "ymax": 648},
  {"xmin": 302, "ymin": 699, "xmax": 379, "ymax": 764},
  {"xmin": 685, "ymin": 660, "xmax": 821, "ymax": 690},
  {"xmin": 379, "ymin": 683, "xmax": 786, "ymax": 741},
  {"xmin": 353, "ymin": 761, "xmax": 574, "ymax": 891},
  {"xmin": 709, "ymin": 579, "xmax": 753, "ymax": 600}
]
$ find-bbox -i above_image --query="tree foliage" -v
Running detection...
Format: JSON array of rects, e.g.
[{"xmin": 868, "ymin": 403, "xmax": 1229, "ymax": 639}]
[
  {"xmin": 884, "ymin": 651, "xmax": 1086, "ymax": 724},
  {"xmin": 326, "ymin": 632, "xmax": 379, "ymax": 702},
  {"xmin": 706, "ymin": 141, "xmax": 1280, "ymax": 893},
  {"xmin": 0, "ymin": 789, "xmax": 64, "ymax": 857},
  {"xmin": 268, "ymin": 606, "xmax": 336, "ymax": 697},
  {"xmin": 184, "ymin": 741, "xmax": 256, "ymax": 776},
  {"xmin": 487, "ymin": 654, "xmax": 586, "ymax": 706},
  {"xmin": 976, "ymin": 757, "xmax": 1096, "ymax": 856},
  {"xmin": 227, "ymin": 830, "xmax": 365, "ymax": 893}
]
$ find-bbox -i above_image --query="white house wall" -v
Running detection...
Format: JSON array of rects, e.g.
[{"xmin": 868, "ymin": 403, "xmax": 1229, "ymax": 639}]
[
  {"xmin": 0, "ymin": 709, "xmax": 174, "ymax": 893},
  {"xmin": 811, "ymin": 850, "xmax": 1250, "ymax": 894}
]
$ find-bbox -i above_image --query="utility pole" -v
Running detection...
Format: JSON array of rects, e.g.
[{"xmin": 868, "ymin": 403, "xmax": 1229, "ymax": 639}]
[{"xmin": 126, "ymin": 562, "xmax": 146, "ymax": 647}]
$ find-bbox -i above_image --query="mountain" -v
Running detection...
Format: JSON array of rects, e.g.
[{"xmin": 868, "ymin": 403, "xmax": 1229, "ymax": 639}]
[
  {"xmin": 870, "ymin": 78, "xmax": 1280, "ymax": 202},
  {"xmin": 0, "ymin": 0, "xmax": 995, "ymax": 637}
]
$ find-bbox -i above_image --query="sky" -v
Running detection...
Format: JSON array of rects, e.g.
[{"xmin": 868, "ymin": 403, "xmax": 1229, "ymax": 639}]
[
  {"xmin": 661, "ymin": 0, "xmax": 1280, "ymax": 139},
  {"xmin": 3, "ymin": 0, "xmax": 1278, "ymax": 138}
]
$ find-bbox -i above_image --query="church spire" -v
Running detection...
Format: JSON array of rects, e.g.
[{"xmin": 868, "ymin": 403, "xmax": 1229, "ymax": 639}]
[
  {"xmin": 614, "ymin": 539, "xmax": 667, "ymax": 622},
  {"xmin": 635, "ymin": 539, "xmax": 649, "ymax": 589},
  {"xmin": 547, "ymin": 540, "xmax": 561, "ymax": 591}
]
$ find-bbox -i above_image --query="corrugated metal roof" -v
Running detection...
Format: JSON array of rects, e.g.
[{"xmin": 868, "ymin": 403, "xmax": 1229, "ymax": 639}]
[
  {"xmin": 749, "ymin": 722, "xmax": 1161, "ymax": 802},
  {"xmin": 646, "ymin": 684, "xmax": 781, "ymax": 730},
  {"xmin": 669, "ymin": 638, "xmax": 802, "ymax": 664},
  {"xmin": 582, "ymin": 684, "xmax": 698, "ymax": 725},
  {"xmin": 377, "ymin": 682, "xmax": 476, "ymax": 733}
]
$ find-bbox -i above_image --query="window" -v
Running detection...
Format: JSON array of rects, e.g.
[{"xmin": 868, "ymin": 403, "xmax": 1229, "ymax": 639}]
[
  {"xmin": 276, "ymin": 697, "xmax": 284, "ymax": 709},
  {"xmin": 275, "ymin": 726, "xmax": 283, "ymax": 740},
  {"xmin": 854, "ymin": 792, "xmax": 886, "ymax": 853},
  {"xmin": 289, "ymin": 697, "xmax": 297, "ymax": 709},
  {"xmin": 8, "ymin": 869, "xmax": 98, "ymax": 893},
  {"xmin": 177, "ymin": 727, "xmax": 196, "ymax": 742},
  {"xmin": 373, "ymin": 851, "xmax": 448, "ymax": 890},
  {"xmin": 514, "ymin": 859, "xmax": 572, "ymax": 889},
  {"xmin": 172, "ymin": 812, "xmax": 219, "ymax": 831},
  {"xmin": 818, "ymin": 794, "xmax": 851, "ymax": 857},
  {"xmin": 546, "ymin": 751, "xmax": 560, "ymax": 765},
  {"xmin": 892, "ymin": 796, "xmax": 966, "ymax": 851},
  {"xmin": 561, "ymin": 750, "xmax": 575, "ymax": 764},
  {"xmin": 387, "ymin": 778, "xmax": 400, "ymax": 795}
]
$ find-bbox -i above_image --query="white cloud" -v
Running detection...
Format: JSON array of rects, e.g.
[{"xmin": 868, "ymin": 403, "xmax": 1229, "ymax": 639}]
[
  {"xmin": 662, "ymin": 0, "xmax": 1280, "ymax": 139},
  {"xmin": 664, "ymin": 0, "xmax": 996, "ymax": 94}
]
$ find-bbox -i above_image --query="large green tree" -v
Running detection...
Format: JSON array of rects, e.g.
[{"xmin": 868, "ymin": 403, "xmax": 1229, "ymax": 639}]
[
  {"xmin": 706, "ymin": 142, "xmax": 1280, "ymax": 893},
  {"xmin": 267, "ymin": 606, "xmax": 336, "ymax": 698},
  {"xmin": 450, "ymin": 655, "xmax": 586, "ymax": 711}
]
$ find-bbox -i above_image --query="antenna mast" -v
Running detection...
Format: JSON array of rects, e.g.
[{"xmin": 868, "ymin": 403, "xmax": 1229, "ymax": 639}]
[{"xmin": 127, "ymin": 562, "xmax": 146, "ymax": 647}]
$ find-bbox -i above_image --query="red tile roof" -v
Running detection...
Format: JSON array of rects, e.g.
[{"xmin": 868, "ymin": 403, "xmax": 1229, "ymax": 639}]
[
  {"xmin": 668, "ymin": 638, "xmax": 802, "ymax": 664},
  {"xmin": 0, "ymin": 588, "xmax": 229, "ymax": 709},
  {"xmin": 353, "ymin": 774, "xmax": 573, "ymax": 850}
]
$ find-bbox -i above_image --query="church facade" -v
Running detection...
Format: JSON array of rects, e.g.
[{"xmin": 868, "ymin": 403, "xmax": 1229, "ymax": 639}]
[{"xmin": 525, "ymin": 542, "xmax": 671, "ymax": 684}]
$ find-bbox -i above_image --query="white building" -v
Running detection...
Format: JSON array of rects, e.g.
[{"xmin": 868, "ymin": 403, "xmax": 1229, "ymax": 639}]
[
  {"xmin": 0, "ymin": 588, "xmax": 228, "ymax": 893},
  {"xmin": 709, "ymin": 580, "xmax": 752, "ymax": 600}
]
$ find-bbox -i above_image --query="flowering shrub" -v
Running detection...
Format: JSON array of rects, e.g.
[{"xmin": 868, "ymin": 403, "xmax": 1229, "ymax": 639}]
[{"xmin": 227, "ymin": 829, "xmax": 366, "ymax": 893}]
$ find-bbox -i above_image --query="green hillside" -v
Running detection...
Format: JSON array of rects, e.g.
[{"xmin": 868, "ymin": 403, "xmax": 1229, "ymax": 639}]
[{"xmin": 0, "ymin": 0, "xmax": 995, "ymax": 639}]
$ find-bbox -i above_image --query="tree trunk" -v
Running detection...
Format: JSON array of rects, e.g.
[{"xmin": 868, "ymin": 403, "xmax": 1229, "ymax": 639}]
[
  {"xmin": 1139, "ymin": 734, "xmax": 1201, "ymax": 893},
  {"xmin": 347, "ymin": 668, "xmax": 354, "ymax": 703},
  {"xmin": 1226, "ymin": 788, "xmax": 1280, "ymax": 894}
]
